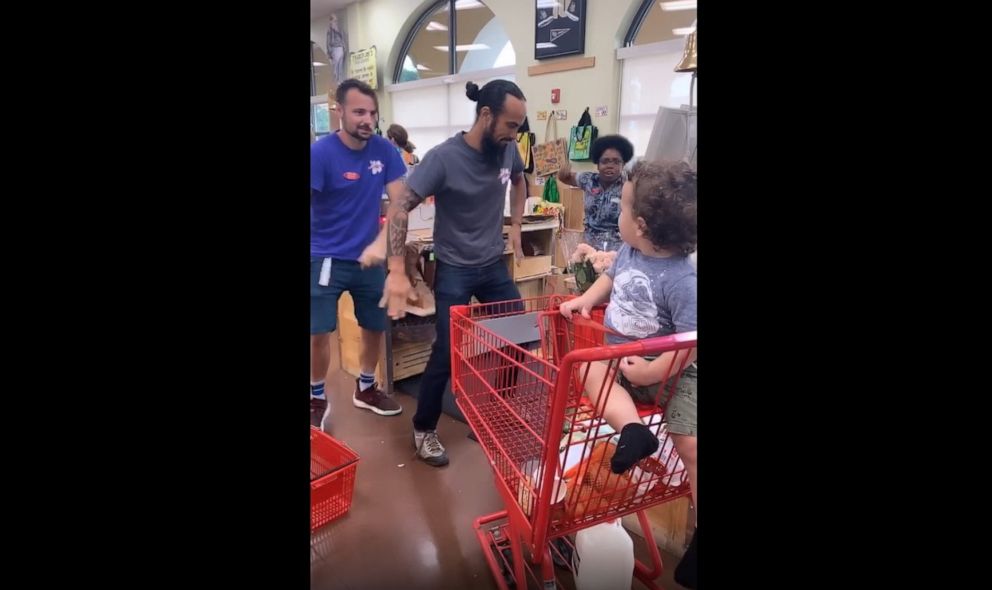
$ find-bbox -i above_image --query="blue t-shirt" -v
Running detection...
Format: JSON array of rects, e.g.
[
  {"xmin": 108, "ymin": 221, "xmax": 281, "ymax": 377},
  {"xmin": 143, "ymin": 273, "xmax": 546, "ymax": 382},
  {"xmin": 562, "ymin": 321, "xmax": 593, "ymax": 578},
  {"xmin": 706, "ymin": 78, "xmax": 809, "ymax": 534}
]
[{"xmin": 311, "ymin": 133, "xmax": 406, "ymax": 259}]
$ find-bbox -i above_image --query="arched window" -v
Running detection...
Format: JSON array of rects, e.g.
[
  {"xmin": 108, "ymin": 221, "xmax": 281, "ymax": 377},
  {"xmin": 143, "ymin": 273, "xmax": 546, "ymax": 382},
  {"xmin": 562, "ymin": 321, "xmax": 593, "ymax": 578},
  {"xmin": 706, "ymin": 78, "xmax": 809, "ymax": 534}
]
[
  {"xmin": 387, "ymin": 0, "xmax": 516, "ymax": 156},
  {"xmin": 393, "ymin": 0, "xmax": 515, "ymax": 83},
  {"xmin": 625, "ymin": 0, "xmax": 696, "ymax": 47},
  {"xmin": 618, "ymin": 0, "xmax": 697, "ymax": 155}
]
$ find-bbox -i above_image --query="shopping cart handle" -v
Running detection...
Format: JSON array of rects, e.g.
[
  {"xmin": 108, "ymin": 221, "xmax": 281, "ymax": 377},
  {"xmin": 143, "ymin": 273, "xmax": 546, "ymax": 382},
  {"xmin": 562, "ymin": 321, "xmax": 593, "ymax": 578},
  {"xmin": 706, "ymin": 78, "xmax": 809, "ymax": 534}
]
[
  {"xmin": 559, "ymin": 327, "xmax": 697, "ymax": 365},
  {"xmin": 567, "ymin": 314, "xmax": 617, "ymax": 335}
]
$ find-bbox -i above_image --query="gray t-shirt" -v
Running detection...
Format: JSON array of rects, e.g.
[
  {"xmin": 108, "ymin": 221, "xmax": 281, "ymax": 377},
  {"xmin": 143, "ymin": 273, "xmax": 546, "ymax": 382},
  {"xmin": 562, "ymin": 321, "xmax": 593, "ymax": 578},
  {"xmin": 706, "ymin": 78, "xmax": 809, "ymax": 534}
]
[
  {"xmin": 407, "ymin": 132, "xmax": 524, "ymax": 267},
  {"xmin": 604, "ymin": 244, "xmax": 697, "ymax": 344}
]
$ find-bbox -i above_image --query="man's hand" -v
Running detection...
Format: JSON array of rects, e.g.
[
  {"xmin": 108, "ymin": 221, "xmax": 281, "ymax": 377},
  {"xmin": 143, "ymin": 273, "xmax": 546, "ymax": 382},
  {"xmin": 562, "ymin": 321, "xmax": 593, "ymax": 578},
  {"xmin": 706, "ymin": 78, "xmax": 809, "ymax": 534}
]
[
  {"xmin": 380, "ymin": 271, "xmax": 416, "ymax": 320},
  {"xmin": 358, "ymin": 236, "xmax": 386, "ymax": 268},
  {"xmin": 510, "ymin": 223, "xmax": 524, "ymax": 265}
]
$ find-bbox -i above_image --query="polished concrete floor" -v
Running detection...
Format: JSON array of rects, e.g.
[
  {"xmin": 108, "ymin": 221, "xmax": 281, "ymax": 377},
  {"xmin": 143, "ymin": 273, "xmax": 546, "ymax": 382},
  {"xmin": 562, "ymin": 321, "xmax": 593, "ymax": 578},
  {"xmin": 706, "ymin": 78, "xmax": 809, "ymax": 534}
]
[{"xmin": 311, "ymin": 339, "xmax": 690, "ymax": 590}]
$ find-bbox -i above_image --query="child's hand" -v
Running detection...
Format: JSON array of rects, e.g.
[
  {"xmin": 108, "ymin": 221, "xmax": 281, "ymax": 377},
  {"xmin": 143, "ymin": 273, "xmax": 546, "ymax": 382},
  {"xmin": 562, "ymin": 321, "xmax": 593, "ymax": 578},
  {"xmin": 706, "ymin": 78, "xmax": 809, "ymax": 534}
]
[
  {"xmin": 620, "ymin": 356, "xmax": 654, "ymax": 386},
  {"xmin": 569, "ymin": 243, "xmax": 596, "ymax": 264},
  {"xmin": 559, "ymin": 298, "xmax": 591, "ymax": 319},
  {"xmin": 590, "ymin": 250, "xmax": 617, "ymax": 274}
]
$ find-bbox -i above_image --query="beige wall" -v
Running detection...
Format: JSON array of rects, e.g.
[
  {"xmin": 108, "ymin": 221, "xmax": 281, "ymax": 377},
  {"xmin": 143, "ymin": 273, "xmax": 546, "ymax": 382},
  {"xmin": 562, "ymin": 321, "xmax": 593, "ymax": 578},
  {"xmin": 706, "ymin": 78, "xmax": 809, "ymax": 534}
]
[
  {"xmin": 488, "ymin": 0, "xmax": 642, "ymax": 141},
  {"xmin": 311, "ymin": 0, "xmax": 425, "ymax": 118},
  {"xmin": 312, "ymin": 0, "xmax": 646, "ymax": 170}
]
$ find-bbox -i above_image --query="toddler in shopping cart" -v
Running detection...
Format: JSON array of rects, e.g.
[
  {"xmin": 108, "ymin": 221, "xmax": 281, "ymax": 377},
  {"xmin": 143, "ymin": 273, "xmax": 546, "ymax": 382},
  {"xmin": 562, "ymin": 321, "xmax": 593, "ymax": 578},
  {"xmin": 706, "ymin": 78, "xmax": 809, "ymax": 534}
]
[{"xmin": 558, "ymin": 159, "xmax": 697, "ymax": 505}]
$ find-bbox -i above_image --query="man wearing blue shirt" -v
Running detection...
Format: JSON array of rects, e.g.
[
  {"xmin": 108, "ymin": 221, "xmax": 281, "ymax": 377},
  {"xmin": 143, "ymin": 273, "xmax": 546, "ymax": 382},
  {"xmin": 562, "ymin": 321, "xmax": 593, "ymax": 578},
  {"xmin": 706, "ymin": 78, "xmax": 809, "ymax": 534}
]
[{"xmin": 310, "ymin": 79, "xmax": 405, "ymax": 429}]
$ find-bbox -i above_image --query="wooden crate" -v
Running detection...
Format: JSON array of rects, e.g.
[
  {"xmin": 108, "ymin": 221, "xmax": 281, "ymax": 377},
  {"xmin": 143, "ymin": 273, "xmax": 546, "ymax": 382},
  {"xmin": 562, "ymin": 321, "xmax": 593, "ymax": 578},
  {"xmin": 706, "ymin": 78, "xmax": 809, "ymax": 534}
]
[
  {"xmin": 621, "ymin": 496, "xmax": 692, "ymax": 557},
  {"xmin": 390, "ymin": 339, "xmax": 434, "ymax": 381},
  {"xmin": 513, "ymin": 254, "xmax": 552, "ymax": 281},
  {"xmin": 516, "ymin": 276, "xmax": 546, "ymax": 299},
  {"xmin": 505, "ymin": 228, "xmax": 554, "ymax": 281},
  {"xmin": 337, "ymin": 292, "xmax": 433, "ymax": 384},
  {"xmin": 505, "ymin": 252, "xmax": 553, "ymax": 283},
  {"xmin": 340, "ymin": 332, "xmax": 433, "ymax": 384},
  {"xmin": 521, "ymin": 225, "xmax": 553, "ymax": 256}
]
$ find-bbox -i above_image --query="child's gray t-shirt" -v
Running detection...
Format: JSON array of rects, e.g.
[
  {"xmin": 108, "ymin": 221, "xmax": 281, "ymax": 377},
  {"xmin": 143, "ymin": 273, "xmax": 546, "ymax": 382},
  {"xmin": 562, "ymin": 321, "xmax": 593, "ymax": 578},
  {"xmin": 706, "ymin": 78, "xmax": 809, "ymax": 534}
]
[{"xmin": 603, "ymin": 244, "xmax": 697, "ymax": 345}]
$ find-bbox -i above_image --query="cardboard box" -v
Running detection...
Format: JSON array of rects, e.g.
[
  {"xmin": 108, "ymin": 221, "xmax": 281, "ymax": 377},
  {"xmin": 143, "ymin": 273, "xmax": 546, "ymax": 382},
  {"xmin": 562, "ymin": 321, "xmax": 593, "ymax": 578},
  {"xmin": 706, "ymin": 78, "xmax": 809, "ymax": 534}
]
[
  {"xmin": 514, "ymin": 255, "xmax": 552, "ymax": 281},
  {"xmin": 562, "ymin": 185, "xmax": 585, "ymax": 231}
]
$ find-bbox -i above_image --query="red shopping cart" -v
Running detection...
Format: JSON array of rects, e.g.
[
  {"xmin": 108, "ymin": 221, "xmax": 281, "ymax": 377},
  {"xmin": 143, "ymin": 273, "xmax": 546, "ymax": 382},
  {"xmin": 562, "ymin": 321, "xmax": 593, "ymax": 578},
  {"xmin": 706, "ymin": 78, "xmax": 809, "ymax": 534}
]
[{"xmin": 450, "ymin": 295, "xmax": 696, "ymax": 590}]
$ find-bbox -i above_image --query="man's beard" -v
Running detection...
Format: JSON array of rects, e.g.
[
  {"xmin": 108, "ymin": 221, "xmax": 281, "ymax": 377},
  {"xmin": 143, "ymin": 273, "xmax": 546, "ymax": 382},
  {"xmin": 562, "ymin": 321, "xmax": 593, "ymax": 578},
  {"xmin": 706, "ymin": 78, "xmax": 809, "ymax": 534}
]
[
  {"xmin": 482, "ymin": 120, "xmax": 504, "ymax": 161},
  {"xmin": 345, "ymin": 122, "xmax": 372, "ymax": 142}
]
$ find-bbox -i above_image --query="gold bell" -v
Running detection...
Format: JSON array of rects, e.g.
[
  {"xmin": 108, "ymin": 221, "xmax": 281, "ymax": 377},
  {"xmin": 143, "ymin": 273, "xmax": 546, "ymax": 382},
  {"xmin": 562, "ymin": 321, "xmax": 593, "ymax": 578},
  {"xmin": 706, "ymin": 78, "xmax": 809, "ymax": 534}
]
[{"xmin": 675, "ymin": 29, "xmax": 697, "ymax": 73}]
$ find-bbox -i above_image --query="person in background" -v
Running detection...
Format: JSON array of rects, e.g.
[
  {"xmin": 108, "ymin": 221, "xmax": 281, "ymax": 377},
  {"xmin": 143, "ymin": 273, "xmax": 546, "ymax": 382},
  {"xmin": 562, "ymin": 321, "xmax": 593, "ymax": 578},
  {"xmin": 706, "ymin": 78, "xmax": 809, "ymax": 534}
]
[
  {"xmin": 386, "ymin": 124, "xmax": 420, "ymax": 168},
  {"xmin": 326, "ymin": 13, "xmax": 348, "ymax": 85},
  {"xmin": 557, "ymin": 134, "xmax": 635, "ymax": 252}
]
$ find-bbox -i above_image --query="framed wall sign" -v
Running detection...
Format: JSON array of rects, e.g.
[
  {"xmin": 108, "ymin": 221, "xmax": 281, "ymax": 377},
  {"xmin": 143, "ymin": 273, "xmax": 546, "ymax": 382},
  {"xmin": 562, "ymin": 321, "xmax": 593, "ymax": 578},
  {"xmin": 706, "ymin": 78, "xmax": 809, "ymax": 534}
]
[{"xmin": 535, "ymin": 0, "xmax": 586, "ymax": 60}]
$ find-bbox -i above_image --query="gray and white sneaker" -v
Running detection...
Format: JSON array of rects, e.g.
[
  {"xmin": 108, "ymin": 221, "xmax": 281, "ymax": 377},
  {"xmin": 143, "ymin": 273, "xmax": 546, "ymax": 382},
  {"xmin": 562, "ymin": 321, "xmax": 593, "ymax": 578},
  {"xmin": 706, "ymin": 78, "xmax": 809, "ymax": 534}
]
[{"xmin": 413, "ymin": 429, "xmax": 449, "ymax": 467}]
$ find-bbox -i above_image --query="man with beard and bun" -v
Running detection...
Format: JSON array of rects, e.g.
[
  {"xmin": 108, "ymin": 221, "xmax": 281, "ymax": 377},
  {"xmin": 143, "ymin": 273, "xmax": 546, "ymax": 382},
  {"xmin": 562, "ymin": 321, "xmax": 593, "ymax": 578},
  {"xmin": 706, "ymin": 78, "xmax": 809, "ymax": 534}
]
[
  {"xmin": 309, "ymin": 78, "xmax": 407, "ymax": 431},
  {"xmin": 380, "ymin": 79, "xmax": 528, "ymax": 466}
]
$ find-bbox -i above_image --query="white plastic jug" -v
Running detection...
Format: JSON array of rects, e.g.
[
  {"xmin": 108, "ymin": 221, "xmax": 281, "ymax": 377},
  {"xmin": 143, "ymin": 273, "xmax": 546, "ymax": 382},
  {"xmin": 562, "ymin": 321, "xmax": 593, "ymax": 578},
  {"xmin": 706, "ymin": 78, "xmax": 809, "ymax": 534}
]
[{"xmin": 572, "ymin": 519, "xmax": 634, "ymax": 590}]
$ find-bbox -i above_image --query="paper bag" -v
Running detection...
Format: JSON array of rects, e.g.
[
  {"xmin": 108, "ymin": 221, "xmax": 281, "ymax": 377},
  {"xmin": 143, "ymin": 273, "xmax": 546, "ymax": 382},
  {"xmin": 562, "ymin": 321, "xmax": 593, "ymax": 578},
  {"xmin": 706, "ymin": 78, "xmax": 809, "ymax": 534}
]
[{"xmin": 531, "ymin": 113, "xmax": 568, "ymax": 177}]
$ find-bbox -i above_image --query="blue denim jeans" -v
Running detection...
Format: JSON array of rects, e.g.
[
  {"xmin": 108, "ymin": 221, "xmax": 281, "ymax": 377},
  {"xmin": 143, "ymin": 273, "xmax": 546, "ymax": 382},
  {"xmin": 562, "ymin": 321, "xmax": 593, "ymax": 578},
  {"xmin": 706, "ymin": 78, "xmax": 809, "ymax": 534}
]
[{"xmin": 412, "ymin": 259, "xmax": 521, "ymax": 431}]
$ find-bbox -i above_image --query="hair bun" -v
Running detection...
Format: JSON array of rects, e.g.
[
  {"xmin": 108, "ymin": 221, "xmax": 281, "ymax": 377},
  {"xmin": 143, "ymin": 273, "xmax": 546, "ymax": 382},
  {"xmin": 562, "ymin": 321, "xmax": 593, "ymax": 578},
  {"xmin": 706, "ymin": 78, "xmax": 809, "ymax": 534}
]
[{"xmin": 465, "ymin": 82, "xmax": 480, "ymax": 101}]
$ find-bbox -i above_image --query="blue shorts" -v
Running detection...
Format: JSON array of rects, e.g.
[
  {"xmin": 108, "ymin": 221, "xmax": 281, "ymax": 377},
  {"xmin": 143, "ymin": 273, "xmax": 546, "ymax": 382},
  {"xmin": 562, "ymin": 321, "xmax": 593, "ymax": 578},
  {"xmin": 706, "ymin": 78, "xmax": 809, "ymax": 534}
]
[{"xmin": 310, "ymin": 257, "xmax": 387, "ymax": 335}]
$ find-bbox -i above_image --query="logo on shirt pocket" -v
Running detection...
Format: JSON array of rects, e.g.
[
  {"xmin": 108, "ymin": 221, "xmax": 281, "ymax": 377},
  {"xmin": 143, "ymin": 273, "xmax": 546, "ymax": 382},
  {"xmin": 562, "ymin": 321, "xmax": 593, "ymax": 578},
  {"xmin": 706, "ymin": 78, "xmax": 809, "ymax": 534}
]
[{"xmin": 343, "ymin": 171, "xmax": 360, "ymax": 181}]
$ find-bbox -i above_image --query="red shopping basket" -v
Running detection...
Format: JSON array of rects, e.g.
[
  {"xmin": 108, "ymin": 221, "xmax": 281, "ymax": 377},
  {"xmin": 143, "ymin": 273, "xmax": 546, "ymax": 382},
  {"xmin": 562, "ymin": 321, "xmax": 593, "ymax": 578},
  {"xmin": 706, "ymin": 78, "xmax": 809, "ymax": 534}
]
[{"xmin": 310, "ymin": 427, "xmax": 360, "ymax": 531}]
